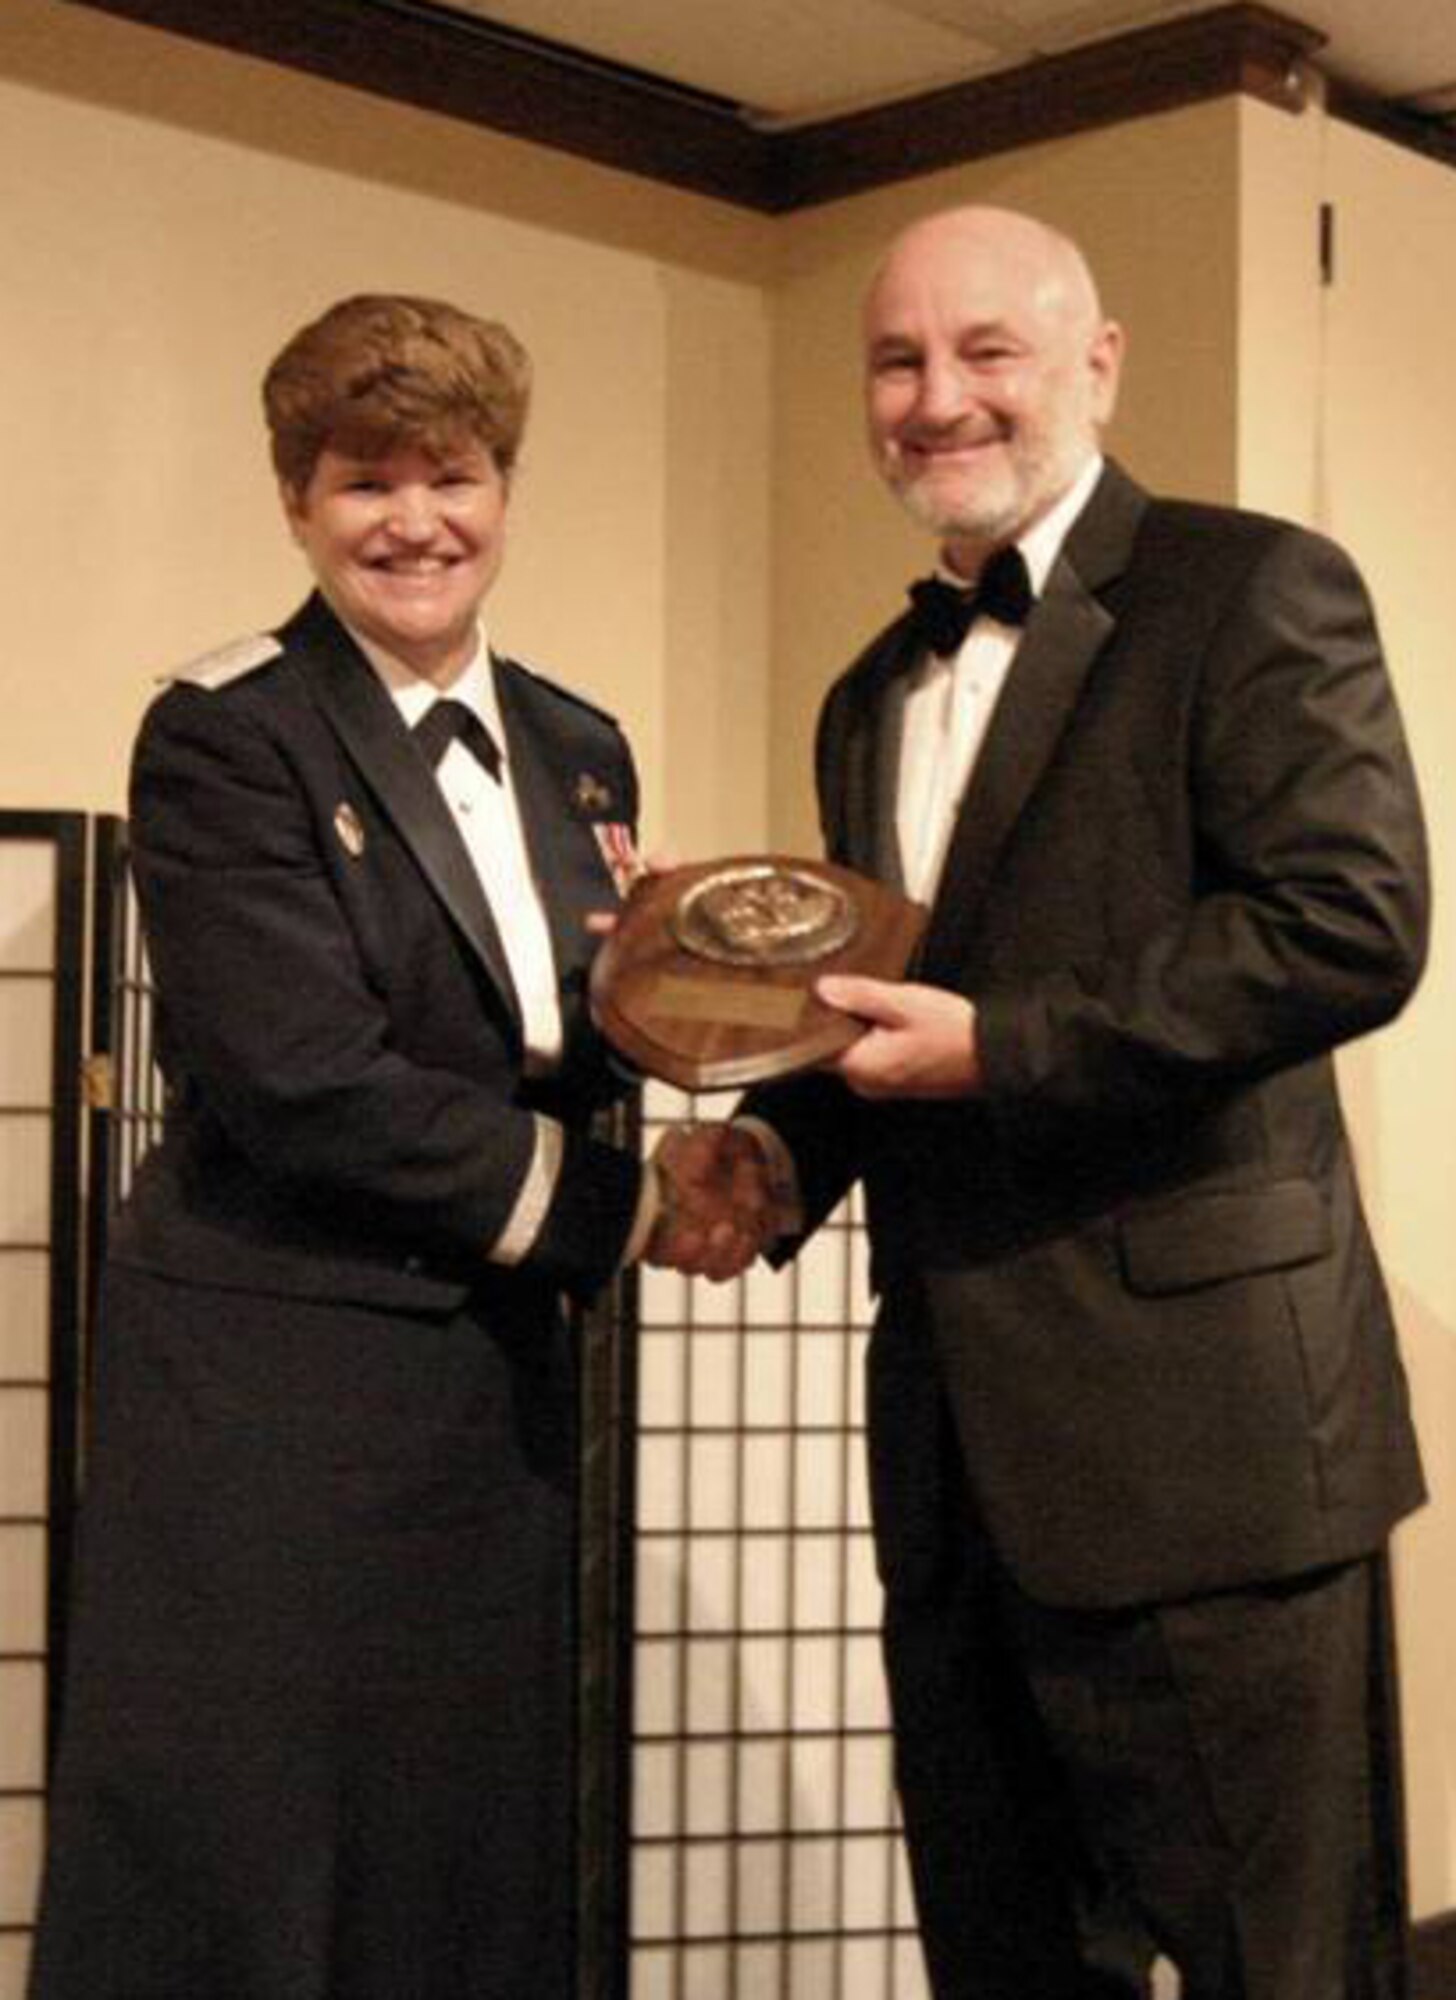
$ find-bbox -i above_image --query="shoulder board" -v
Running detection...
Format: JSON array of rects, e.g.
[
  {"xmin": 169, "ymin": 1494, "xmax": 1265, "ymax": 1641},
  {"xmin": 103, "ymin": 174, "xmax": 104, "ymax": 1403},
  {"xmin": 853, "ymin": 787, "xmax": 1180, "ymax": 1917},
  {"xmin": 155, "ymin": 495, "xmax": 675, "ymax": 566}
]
[
  {"xmin": 162, "ymin": 632, "xmax": 285, "ymax": 690},
  {"xmin": 499, "ymin": 653, "xmax": 619, "ymax": 731}
]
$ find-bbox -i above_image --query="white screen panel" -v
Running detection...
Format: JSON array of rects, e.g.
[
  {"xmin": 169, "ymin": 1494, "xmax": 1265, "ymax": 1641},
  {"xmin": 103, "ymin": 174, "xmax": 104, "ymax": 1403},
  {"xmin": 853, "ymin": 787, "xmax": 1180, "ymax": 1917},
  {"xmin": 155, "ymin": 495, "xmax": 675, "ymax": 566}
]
[
  {"xmin": 0, "ymin": 1128, "xmax": 50, "ymax": 1248},
  {"xmin": 0, "ymin": 1665, "xmax": 44, "ymax": 1789},
  {"xmin": 0, "ymin": 848, "xmax": 56, "ymax": 976},
  {"xmin": 0, "ymin": 1395, "xmax": 47, "ymax": 1521},
  {"xmin": 0, "ymin": 1933, "xmax": 36, "ymax": 2000},
  {"xmin": 0, "ymin": 989, "xmax": 52, "ymax": 1110},
  {"xmin": 0, "ymin": 1258, "xmax": 48, "ymax": 1382},
  {"xmin": 0, "ymin": 1798, "xmax": 43, "ymax": 1926},
  {"xmin": 0, "ymin": 1528, "xmax": 46, "ymax": 1654},
  {"xmin": 628, "ymin": 1086, "xmax": 921, "ymax": 1997}
]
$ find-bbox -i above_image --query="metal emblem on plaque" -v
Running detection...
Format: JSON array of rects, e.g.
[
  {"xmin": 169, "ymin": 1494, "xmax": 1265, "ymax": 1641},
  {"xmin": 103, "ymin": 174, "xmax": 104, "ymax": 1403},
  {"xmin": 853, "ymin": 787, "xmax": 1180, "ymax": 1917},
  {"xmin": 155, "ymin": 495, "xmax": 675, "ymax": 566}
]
[
  {"xmin": 671, "ymin": 863, "xmax": 860, "ymax": 968},
  {"xmin": 590, "ymin": 855, "xmax": 926, "ymax": 1091}
]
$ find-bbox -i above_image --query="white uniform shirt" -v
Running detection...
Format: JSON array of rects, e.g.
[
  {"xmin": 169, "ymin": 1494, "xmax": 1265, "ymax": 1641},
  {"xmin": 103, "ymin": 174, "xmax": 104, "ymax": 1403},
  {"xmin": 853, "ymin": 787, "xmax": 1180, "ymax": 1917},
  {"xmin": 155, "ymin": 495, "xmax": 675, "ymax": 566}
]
[
  {"xmin": 357, "ymin": 624, "xmax": 566, "ymax": 1265},
  {"xmin": 366, "ymin": 631, "xmax": 564, "ymax": 1072}
]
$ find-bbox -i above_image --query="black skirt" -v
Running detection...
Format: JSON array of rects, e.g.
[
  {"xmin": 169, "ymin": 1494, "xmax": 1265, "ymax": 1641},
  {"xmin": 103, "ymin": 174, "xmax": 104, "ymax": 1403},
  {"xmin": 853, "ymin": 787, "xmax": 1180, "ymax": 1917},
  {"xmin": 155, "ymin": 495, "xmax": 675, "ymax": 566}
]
[{"xmin": 31, "ymin": 1262, "xmax": 579, "ymax": 2000}]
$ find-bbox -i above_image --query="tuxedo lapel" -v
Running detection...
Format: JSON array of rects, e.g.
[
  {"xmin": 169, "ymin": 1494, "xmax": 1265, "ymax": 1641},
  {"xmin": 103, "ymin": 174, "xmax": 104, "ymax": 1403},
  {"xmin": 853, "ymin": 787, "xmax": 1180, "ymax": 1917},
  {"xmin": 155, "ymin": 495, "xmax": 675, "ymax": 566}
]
[
  {"xmin": 831, "ymin": 623, "xmax": 921, "ymax": 881},
  {"xmin": 918, "ymin": 576, "xmax": 1111, "ymax": 980},
  {"xmin": 289, "ymin": 599, "xmax": 521, "ymax": 1019},
  {"xmin": 872, "ymin": 675, "xmax": 911, "ymax": 892},
  {"xmin": 919, "ymin": 463, "xmax": 1146, "ymax": 984}
]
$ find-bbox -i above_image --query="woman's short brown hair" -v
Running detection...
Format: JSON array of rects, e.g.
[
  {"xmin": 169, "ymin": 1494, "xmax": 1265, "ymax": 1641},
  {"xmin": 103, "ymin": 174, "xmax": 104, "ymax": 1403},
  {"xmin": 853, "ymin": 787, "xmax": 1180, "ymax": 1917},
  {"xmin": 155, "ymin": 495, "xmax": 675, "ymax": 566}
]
[{"xmin": 263, "ymin": 294, "xmax": 532, "ymax": 493}]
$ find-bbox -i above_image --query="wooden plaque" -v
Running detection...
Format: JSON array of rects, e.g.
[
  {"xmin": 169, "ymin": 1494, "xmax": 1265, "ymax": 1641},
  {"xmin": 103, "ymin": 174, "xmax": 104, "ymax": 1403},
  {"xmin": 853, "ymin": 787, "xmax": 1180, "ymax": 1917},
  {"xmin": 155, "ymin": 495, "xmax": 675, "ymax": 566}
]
[{"xmin": 590, "ymin": 855, "xmax": 927, "ymax": 1091}]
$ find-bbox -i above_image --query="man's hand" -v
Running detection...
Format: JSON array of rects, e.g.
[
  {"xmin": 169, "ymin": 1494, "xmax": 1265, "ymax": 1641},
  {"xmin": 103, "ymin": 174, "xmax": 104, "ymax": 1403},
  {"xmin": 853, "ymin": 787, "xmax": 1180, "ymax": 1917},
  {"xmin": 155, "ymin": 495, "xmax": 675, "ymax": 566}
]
[
  {"xmin": 816, "ymin": 974, "xmax": 983, "ymax": 1099},
  {"xmin": 646, "ymin": 1124, "xmax": 772, "ymax": 1281}
]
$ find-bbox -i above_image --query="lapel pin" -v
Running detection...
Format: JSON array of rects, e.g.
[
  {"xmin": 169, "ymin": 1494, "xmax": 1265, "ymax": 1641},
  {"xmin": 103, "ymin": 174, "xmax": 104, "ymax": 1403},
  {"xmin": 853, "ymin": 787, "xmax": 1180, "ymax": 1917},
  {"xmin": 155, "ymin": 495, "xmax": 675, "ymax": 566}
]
[
  {"xmin": 573, "ymin": 772, "xmax": 613, "ymax": 814},
  {"xmin": 333, "ymin": 801, "xmax": 366, "ymax": 858}
]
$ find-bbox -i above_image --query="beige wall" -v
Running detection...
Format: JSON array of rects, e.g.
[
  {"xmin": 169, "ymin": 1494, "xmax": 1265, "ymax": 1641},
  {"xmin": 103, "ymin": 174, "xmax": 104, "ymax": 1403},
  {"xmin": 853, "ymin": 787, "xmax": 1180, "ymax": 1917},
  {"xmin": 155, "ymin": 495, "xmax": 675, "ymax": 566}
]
[
  {"xmin": 0, "ymin": 0, "xmax": 775, "ymax": 854},
  {"xmin": 1234, "ymin": 95, "xmax": 1456, "ymax": 1918},
  {"xmin": 1320, "ymin": 118, "xmax": 1456, "ymax": 1920},
  {"xmin": 2, "ymin": 0, "xmax": 1451, "ymax": 1941},
  {"xmin": 1235, "ymin": 94, "xmax": 1326, "ymax": 517}
]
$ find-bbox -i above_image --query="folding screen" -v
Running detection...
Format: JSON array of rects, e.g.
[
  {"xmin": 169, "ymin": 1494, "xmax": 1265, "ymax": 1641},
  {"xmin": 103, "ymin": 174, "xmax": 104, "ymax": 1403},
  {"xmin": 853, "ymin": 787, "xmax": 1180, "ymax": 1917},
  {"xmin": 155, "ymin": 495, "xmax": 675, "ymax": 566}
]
[{"xmin": 0, "ymin": 815, "xmax": 87, "ymax": 2000}]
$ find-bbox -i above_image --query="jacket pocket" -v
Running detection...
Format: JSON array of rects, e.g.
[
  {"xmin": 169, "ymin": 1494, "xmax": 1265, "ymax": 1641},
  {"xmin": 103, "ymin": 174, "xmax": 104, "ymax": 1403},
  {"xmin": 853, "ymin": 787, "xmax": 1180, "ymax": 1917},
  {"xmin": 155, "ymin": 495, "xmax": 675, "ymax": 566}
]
[{"xmin": 1117, "ymin": 1177, "xmax": 1331, "ymax": 1296}]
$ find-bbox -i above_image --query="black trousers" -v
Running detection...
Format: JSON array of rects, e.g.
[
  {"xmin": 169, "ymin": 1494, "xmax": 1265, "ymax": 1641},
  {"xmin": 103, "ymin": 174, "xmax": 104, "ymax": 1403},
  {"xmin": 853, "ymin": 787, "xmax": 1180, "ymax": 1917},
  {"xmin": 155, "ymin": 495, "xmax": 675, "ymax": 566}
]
[{"xmin": 883, "ymin": 1526, "xmax": 1411, "ymax": 2000}]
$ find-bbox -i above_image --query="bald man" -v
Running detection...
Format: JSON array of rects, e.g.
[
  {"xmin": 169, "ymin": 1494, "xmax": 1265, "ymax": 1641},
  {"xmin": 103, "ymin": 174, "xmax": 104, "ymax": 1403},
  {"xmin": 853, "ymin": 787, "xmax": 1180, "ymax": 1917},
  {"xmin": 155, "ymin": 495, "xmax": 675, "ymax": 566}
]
[{"xmin": 733, "ymin": 207, "xmax": 1429, "ymax": 1998}]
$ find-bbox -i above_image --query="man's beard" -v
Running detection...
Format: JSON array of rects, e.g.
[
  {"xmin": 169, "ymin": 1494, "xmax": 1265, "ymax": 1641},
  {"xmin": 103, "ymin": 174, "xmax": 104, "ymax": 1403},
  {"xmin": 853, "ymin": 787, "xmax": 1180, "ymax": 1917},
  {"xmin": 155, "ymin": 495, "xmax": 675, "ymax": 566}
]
[
  {"xmin": 891, "ymin": 469, "xmax": 1023, "ymax": 549},
  {"xmin": 879, "ymin": 431, "xmax": 1032, "ymax": 550},
  {"xmin": 880, "ymin": 425, "xmax": 1084, "ymax": 552}
]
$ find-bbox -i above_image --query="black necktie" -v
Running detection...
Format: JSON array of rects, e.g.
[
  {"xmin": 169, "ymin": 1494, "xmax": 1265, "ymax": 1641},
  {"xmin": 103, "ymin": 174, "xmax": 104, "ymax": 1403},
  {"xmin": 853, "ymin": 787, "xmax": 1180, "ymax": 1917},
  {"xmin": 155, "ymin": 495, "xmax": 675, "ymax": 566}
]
[
  {"xmin": 413, "ymin": 698, "xmax": 503, "ymax": 782},
  {"xmin": 906, "ymin": 544, "xmax": 1034, "ymax": 656}
]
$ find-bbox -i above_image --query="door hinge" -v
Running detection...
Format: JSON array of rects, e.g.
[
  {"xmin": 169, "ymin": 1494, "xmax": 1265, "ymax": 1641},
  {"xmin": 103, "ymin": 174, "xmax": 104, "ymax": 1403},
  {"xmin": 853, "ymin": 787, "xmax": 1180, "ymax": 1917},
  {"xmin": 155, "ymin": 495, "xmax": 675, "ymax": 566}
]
[
  {"xmin": 1319, "ymin": 201, "xmax": 1336, "ymax": 287},
  {"xmin": 82, "ymin": 1053, "xmax": 114, "ymax": 1110}
]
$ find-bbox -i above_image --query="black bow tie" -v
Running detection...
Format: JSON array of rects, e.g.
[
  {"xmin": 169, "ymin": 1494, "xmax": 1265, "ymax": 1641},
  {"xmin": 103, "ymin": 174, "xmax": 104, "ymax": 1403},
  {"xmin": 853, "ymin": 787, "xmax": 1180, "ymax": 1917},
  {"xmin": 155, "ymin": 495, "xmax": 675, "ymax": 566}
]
[
  {"xmin": 906, "ymin": 545, "xmax": 1034, "ymax": 655},
  {"xmin": 413, "ymin": 698, "xmax": 502, "ymax": 782}
]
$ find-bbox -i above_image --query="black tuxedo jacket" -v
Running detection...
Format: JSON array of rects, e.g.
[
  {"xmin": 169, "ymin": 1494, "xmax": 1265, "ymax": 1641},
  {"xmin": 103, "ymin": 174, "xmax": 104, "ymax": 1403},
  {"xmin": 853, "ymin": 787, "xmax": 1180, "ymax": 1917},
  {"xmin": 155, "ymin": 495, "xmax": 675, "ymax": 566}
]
[
  {"xmin": 112, "ymin": 591, "xmax": 642, "ymax": 1313},
  {"xmin": 750, "ymin": 462, "xmax": 1429, "ymax": 1610}
]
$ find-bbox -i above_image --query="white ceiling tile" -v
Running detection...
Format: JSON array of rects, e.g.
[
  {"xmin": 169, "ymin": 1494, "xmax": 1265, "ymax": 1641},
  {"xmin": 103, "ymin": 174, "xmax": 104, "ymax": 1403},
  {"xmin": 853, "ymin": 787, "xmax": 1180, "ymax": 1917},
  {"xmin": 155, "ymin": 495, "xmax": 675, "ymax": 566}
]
[
  {"xmin": 405, "ymin": 0, "xmax": 1456, "ymax": 124},
  {"xmin": 439, "ymin": 0, "xmax": 1014, "ymax": 117}
]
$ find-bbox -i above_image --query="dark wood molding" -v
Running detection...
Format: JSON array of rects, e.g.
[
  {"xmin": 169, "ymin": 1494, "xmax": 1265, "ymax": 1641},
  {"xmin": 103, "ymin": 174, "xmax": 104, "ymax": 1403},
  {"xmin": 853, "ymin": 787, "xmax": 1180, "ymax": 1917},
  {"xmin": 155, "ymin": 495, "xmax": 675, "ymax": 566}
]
[
  {"xmin": 1412, "ymin": 1906, "xmax": 1456, "ymax": 2000},
  {"xmin": 774, "ymin": 4, "xmax": 1323, "ymax": 211},
  {"xmin": 62, "ymin": 0, "xmax": 1327, "ymax": 212},
  {"xmin": 57, "ymin": 0, "xmax": 775, "ymax": 208},
  {"xmin": 1328, "ymin": 79, "xmax": 1456, "ymax": 175}
]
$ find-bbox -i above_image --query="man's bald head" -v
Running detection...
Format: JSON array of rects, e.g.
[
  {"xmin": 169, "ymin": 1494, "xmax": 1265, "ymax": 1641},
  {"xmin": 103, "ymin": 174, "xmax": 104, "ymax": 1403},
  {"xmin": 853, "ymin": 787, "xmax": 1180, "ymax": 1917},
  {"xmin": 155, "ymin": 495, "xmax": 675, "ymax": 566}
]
[
  {"xmin": 867, "ymin": 207, "xmax": 1105, "ymax": 342},
  {"xmin": 863, "ymin": 205, "xmax": 1122, "ymax": 570}
]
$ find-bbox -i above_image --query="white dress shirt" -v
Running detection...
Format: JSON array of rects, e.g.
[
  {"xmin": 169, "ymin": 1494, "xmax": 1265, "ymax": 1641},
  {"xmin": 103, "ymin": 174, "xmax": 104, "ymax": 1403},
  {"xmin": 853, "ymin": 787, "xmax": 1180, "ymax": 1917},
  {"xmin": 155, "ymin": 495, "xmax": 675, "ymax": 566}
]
[
  {"xmin": 742, "ymin": 456, "xmax": 1109, "ymax": 1235},
  {"xmin": 369, "ymin": 633, "xmax": 564, "ymax": 1072},
  {"xmin": 356, "ymin": 624, "xmax": 567, "ymax": 1266},
  {"xmin": 897, "ymin": 453, "xmax": 1104, "ymax": 902}
]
